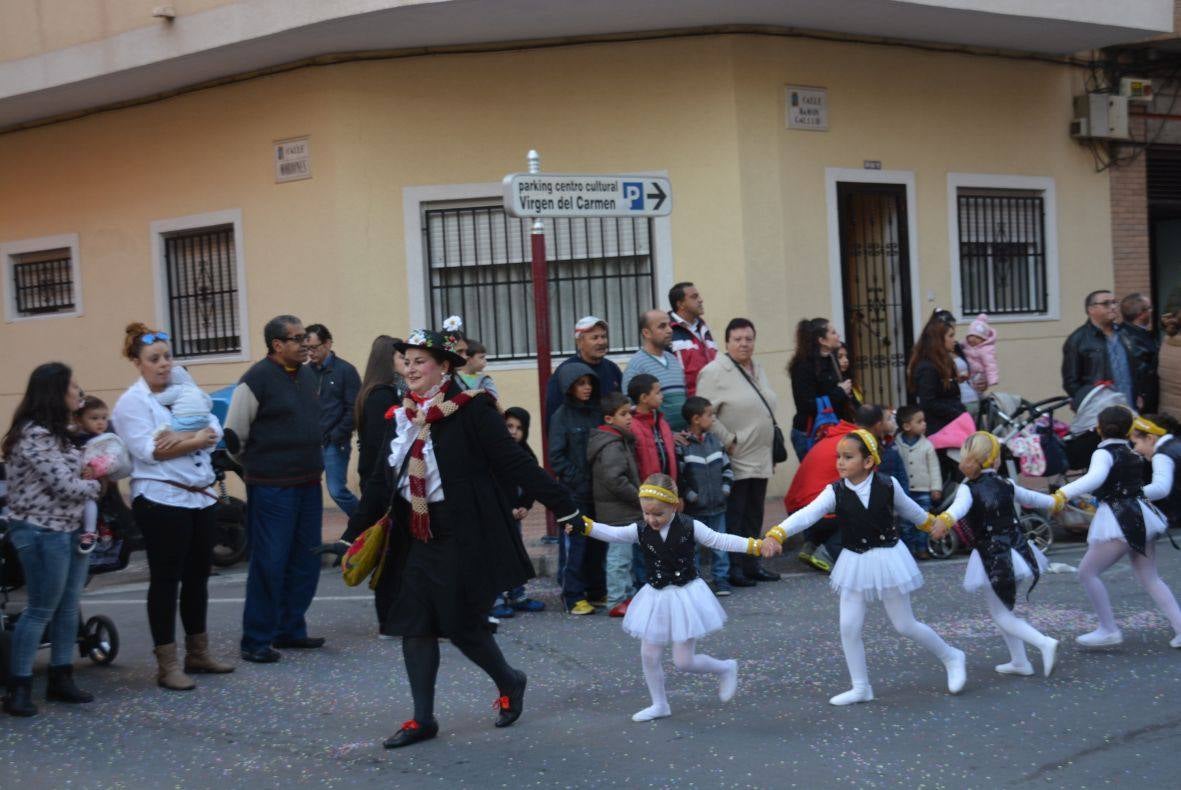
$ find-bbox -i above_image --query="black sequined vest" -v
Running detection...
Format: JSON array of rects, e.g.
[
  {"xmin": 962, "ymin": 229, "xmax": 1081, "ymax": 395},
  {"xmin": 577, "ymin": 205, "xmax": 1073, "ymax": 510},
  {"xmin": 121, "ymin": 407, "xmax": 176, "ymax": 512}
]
[
  {"xmin": 833, "ymin": 473, "xmax": 898, "ymax": 554},
  {"xmin": 639, "ymin": 513, "xmax": 699, "ymax": 589}
]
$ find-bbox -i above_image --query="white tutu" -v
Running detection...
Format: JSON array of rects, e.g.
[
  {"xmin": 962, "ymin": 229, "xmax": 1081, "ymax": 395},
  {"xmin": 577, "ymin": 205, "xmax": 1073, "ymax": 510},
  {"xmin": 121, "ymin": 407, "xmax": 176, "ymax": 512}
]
[
  {"xmin": 963, "ymin": 545, "xmax": 1049, "ymax": 592},
  {"xmin": 828, "ymin": 541, "xmax": 924, "ymax": 601},
  {"xmin": 621, "ymin": 578, "xmax": 726, "ymax": 644},
  {"xmin": 1086, "ymin": 501, "xmax": 1167, "ymax": 545}
]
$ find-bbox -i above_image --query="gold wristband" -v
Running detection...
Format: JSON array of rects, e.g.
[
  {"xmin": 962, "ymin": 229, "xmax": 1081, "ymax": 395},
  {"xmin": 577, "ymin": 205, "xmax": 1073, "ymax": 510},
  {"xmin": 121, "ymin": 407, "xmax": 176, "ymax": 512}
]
[
  {"xmin": 767, "ymin": 525, "xmax": 788, "ymax": 545},
  {"xmin": 746, "ymin": 537, "xmax": 762, "ymax": 556},
  {"xmin": 581, "ymin": 515, "xmax": 594, "ymax": 536},
  {"xmin": 917, "ymin": 513, "xmax": 937, "ymax": 534}
]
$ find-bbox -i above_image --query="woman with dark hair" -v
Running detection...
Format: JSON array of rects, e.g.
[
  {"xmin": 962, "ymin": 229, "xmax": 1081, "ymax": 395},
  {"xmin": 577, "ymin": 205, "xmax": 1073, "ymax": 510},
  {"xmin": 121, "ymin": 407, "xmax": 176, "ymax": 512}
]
[
  {"xmin": 907, "ymin": 320, "xmax": 969, "ymax": 445},
  {"xmin": 788, "ymin": 318, "xmax": 853, "ymax": 461},
  {"xmin": 354, "ymin": 335, "xmax": 407, "ymax": 484},
  {"xmin": 2, "ymin": 363, "xmax": 103, "ymax": 717},
  {"xmin": 111, "ymin": 323, "xmax": 232, "ymax": 692},
  {"xmin": 346, "ymin": 327, "xmax": 582, "ymax": 748}
]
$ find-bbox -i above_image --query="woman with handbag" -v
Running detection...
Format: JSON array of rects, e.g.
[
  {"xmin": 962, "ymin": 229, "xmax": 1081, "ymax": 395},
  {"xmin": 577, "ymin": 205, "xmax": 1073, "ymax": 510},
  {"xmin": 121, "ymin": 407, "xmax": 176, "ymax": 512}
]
[
  {"xmin": 345, "ymin": 328, "xmax": 582, "ymax": 749},
  {"xmin": 110, "ymin": 323, "xmax": 235, "ymax": 692},
  {"xmin": 788, "ymin": 318, "xmax": 855, "ymax": 462},
  {"xmin": 696, "ymin": 318, "xmax": 782, "ymax": 588}
]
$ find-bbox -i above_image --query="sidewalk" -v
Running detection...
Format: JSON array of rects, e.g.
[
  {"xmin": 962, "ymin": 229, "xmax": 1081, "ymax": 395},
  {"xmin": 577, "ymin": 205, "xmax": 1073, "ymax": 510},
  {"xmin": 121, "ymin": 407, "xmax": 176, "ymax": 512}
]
[{"xmin": 321, "ymin": 497, "xmax": 792, "ymax": 578}]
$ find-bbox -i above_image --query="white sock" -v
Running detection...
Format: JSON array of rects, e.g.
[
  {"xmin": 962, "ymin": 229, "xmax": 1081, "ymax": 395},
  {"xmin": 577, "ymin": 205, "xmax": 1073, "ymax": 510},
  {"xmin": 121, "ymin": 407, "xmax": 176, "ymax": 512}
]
[
  {"xmin": 838, "ymin": 592, "xmax": 871, "ymax": 690},
  {"xmin": 638, "ymin": 641, "xmax": 669, "ymax": 719}
]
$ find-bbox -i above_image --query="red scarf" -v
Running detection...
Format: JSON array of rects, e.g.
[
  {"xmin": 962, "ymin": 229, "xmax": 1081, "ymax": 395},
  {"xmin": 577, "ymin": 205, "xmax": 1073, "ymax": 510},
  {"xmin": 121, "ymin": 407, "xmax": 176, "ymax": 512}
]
[{"xmin": 399, "ymin": 385, "xmax": 484, "ymax": 541}]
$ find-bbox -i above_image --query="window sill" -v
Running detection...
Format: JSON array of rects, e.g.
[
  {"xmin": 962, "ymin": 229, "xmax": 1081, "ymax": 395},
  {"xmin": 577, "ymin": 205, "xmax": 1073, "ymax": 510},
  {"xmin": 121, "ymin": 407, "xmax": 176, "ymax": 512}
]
[
  {"xmin": 5, "ymin": 309, "xmax": 82, "ymax": 323},
  {"xmin": 173, "ymin": 352, "xmax": 250, "ymax": 366},
  {"xmin": 957, "ymin": 312, "xmax": 1059, "ymax": 325}
]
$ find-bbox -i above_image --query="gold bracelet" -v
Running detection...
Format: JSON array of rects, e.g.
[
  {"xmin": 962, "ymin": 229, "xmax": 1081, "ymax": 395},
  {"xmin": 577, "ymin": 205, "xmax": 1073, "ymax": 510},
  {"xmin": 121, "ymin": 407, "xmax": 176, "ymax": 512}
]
[
  {"xmin": 767, "ymin": 525, "xmax": 788, "ymax": 545},
  {"xmin": 917, "ymin": 513, "xmax": 937, "ymax": 534},
  {"xmin": 746, "ymin": 537, "xmax": 763, "ymax": 556},
  {"xmin": 581, "ymin": 515, "xmax": 594, "ymax": 535}
]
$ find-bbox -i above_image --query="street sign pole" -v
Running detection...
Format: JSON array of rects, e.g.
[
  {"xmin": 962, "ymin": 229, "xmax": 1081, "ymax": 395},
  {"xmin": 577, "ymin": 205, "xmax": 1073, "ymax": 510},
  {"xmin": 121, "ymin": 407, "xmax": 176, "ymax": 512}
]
[{"xmin": 526, "ymin": 151, "xmax": 559, "ymax": 541}]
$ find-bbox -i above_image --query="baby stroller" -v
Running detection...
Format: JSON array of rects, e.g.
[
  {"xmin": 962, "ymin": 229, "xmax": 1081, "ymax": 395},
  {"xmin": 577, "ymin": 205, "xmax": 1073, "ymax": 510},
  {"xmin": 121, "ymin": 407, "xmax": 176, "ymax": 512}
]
[
  {"xmin": 925, "ymin": 385, "xmax": 1122, "ymax": 559},
  {"xmin": 0, "ymin": 465, "xmax": 121, "ymax": 684}
]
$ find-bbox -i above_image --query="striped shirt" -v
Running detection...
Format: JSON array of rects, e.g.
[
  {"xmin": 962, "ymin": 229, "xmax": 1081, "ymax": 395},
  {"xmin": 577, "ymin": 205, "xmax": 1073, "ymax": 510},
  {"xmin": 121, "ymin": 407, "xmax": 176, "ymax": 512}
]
[{"xmin": 623, "ymin": 349, "xmax": 688, "ymax": 431}]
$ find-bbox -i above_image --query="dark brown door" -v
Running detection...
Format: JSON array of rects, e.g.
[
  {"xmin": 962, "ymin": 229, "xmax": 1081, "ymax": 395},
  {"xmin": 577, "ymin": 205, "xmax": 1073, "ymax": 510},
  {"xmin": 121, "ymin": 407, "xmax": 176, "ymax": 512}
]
[{"xmin": 836, "ymin": 183, "xmax": 915, "ymax": 408}]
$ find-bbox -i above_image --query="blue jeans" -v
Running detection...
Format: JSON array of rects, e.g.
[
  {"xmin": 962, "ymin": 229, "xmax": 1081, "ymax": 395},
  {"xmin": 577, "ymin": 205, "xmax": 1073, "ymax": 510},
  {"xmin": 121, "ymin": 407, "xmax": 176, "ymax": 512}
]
[
  {"xmin": 241, "ymin": 483, "xmax": 323, "ymax": 652},
  {"xmin": 903, "ymin": 492, "xmax": 934, "ymax": 554},
  {"xmin": 691, "ymin": 512, "xmax": 731, "ymax": 586},
  {"xmin": 7, "ymin": 521, "xmax": 89, "ymax": 676},
  {"xmin": 322, "ymin": 443, "xmax": 358, "ymax": 517},
  {"xmin": 791, "ymin": 428, "xmax": 811, "ymax": 462},
  {"xmin": 606, "ymin": 540, "xmax": 635, "ymax": 607}
]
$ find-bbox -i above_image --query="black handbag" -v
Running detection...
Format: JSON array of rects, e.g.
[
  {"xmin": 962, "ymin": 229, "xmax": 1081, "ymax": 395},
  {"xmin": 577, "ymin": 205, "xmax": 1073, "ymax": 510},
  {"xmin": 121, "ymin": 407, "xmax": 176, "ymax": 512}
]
[{"xmin": 729, "ymin": 355, "xmax": 788, "ymax": 465}]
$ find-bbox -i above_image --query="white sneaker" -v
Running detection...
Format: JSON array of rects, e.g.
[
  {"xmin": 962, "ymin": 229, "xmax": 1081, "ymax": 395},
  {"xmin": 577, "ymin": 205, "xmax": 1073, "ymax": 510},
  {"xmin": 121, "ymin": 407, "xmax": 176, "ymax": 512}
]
[
  {"xmin": 631, "ymin": 703, "xmax": 671, "ymax": 722},
  {"xmin": 943, "ymin": 649, "xmax": 967, "ymax": 694},
  {"xmin": 1040, "ymin": 638, "xmax": 1059, "ymax": 677},
  {"xmin": 1171, "ymin": 634, "xmax": 1181, "ymax": 649},
  {"xmin": 1076, "ymin": 629, "xmax": 1123, "ymax": 648},
  {"xmin": 829, "ymin": 685, "xmax": 874, "ymax": 706},
  {"xmin": 994, "ymin": 661, "xmax": 1035, "ymax": 676},
  {"xmin": 719, "ymin": 660, "xmax": 738, "ymax": 703}
]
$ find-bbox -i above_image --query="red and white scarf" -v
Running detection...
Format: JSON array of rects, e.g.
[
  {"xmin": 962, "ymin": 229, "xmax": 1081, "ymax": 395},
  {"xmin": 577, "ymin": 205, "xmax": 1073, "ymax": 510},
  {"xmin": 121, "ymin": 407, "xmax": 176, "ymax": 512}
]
[{"xmin": 399, "ymin": 385, "xmax": 485, "ymax": 542}]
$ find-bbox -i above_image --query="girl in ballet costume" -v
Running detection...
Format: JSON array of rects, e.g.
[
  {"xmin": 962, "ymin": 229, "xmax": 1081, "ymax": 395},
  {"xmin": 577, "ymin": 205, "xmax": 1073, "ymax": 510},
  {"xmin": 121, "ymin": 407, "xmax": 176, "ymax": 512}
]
[
  {"xmin": 929, "ymin": 432, "xmax": 1060, "ymax": 677},
  {"xmin": 568, "ymin": 473, "xmax": 763, "ymax": 722},
  {"xmin": 762, "ymin": 429, "xmax": 967, "ymax": 706},
  {"xmin": 1062, "ymin": 406, "xmax": 1181, "ymax": 647},
  {"xmin": 1055, "ymin": 406, "xmax": 1181, "ymax": 649}
]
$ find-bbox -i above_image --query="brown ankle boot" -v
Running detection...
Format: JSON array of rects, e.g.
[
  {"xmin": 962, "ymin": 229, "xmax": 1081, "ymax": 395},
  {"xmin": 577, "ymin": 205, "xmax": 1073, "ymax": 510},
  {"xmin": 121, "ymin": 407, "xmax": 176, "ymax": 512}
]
[
  {"xmin": 154, "ymin": 643, "xmax": 196, "ymax": 691},
  {"xmin": 184, "ymin": 633, "xmax": 235, "ymax": 674}
]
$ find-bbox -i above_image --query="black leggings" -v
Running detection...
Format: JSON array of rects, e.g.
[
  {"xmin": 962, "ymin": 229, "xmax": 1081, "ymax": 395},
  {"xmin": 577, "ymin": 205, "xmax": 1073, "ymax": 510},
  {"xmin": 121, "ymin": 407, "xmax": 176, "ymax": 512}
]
[
  {"xmin": 402, "ymin": 628, "xmax": 518, "ymax": 722},
  {"xmin": 133, "ymin": 497, "xmax": 218, "ymax": 647},
  {"xmin": 726, "ymin": 477, "xmax": 768, "ymax": 577}
]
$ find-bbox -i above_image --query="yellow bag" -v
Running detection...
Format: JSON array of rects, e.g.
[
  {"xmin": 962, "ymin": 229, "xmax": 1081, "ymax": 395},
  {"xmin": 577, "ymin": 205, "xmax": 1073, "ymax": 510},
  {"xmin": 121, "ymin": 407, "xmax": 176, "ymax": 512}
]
[{"xmin": 341, "ymin": 515, "xmax": 390, "ymax": 589}]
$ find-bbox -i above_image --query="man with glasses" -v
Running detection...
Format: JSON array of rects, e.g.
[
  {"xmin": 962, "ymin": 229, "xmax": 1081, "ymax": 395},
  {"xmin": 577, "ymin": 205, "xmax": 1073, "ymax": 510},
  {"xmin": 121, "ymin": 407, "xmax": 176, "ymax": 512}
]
[
  {"xmin": 1120, "ymin": 293, "xmax": 1159, "ymax": 412},
  {"xmin": 225, "ymin": 315, "xmax": 326, "ymax": 663},
  {"xmin": 1062, "ymin": 290, "xmax": 1138, "ymax": 409},
  {"xmin": 304, "ymin": 323, "xmax": 361, "ymax": 518}
]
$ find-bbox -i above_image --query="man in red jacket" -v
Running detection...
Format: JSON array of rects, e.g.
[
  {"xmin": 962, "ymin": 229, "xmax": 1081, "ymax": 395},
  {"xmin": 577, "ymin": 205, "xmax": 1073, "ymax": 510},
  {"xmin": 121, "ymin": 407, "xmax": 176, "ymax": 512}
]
[
  {"xmin": 668, "ymin": 282, "xmax": 717, "ymax": 398},
  {"xmin": 783, "ymin": 420, "xmax": 857, "ymax": 573}
]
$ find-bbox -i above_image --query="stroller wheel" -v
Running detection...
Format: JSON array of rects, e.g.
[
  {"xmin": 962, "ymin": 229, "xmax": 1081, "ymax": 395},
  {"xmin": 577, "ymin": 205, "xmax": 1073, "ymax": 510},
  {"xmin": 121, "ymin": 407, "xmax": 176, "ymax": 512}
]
[
  {"xmin": 81, "ymin": 615, "xmax": 119, "ymax": 665},
  {"xmin": 927, "ymin": 530, "xmax": 960, "ymax": 559},
  {"xmin": 1021, "ymin": 513, "xmax": 1054, "ymax": 552}
]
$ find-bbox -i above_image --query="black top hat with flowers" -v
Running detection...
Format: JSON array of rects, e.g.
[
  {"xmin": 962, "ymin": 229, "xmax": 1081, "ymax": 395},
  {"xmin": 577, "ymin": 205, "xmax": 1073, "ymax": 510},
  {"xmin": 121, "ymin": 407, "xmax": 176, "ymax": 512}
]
[{"xmin": 395, "ymin": 316, "xmax": 467, "ymax": 368}]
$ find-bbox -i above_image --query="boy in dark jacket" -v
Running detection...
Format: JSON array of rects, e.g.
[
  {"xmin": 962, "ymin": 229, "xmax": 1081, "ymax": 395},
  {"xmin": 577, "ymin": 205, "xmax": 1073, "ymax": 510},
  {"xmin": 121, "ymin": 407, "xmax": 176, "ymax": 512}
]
[
  {"xmin": 489, "ymin": 407, "xmax": 546, "ymax": 619},
  {"xmin": 548, "ymin": 362, "xmax": 606, "ymax": 614},
  {"xmin": 678, "ymin": 396, "xmax": 734, "ymax": 595},
  {"xmin": 588, "ymin": 392, "xmax": 645, "ymax": 617}
]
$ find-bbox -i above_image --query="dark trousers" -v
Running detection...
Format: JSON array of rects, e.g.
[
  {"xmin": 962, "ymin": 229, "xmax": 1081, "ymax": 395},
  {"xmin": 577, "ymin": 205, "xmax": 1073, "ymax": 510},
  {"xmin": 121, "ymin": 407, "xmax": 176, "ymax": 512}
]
[
  {"xmin": 726, "ymin": 477, "xmax": 768, "ymax": 578},
  {"xmin": 562, "ymin": 500, "xmax": 605, "ymax": 607},
  {"xmin": 241, "ymin": 482, "xmax": 323, "ymax": 652},
  {"xmin": 134, "ymin": 497, "xmax": 218, "ymax": 646}
]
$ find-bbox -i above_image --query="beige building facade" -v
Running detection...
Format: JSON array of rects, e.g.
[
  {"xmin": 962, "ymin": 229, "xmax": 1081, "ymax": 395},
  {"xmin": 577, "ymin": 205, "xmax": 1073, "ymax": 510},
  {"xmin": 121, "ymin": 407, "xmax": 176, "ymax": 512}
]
[{"xmin": 0, "ymin": 1, "xmax": 1173, "ymax": 493}]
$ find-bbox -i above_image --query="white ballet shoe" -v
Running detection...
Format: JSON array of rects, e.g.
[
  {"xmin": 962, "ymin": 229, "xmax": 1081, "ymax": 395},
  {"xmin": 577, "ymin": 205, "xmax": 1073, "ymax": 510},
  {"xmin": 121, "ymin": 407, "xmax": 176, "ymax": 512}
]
[
  {"xmin": 828, "ymin": 685, "xmax": 874, "ymax": 706},
  {"xmin": 718, "ymin": 660, "xmax": 738, "ymax": 703},
  {"xmin": 994, "ymin": 661, "xmax": 1035, "ymax": 676},
  {"xmin": 1076, "ymin": 629, "xmax": 1123, "ymax": 648},
  {"xmin": 631, "ymin": 703, "xmax": 671, "ymax": 722},
  {"xmin": 1170, "ymin": 633, "xmax": 1181, "ymax": 649},
  {"xmin": 943, "ymin": 649, "xmax": 967, "ymax": 694},
  {"xmin": 1040, "ymin": 638, "xmax": 1059, "ymax": 677}
]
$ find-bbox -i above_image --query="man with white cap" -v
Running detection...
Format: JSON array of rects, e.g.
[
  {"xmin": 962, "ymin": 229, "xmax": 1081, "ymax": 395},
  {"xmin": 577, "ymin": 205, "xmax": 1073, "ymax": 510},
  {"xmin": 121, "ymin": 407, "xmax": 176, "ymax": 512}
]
[{"xmin": 545, "ymin": 316, "xmax": 624, "ymax": 427}]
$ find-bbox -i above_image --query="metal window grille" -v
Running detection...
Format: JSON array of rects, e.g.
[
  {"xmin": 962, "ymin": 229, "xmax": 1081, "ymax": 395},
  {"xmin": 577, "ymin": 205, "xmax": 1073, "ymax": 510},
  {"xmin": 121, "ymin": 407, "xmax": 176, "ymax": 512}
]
[
  {"xmin": 12, "ymin": 249, "xmax": 74, "ymax": 315},
  {"xmin": 957, "ymin": 191, "xmax": 1047, "ymax": 316},
  {"xmin": 163, "ymin": 225, "xmax": 241, "ymax": 358},
  {"xmin": 425, "ymin": 204, "xmax": 655, "ymax": 361}
]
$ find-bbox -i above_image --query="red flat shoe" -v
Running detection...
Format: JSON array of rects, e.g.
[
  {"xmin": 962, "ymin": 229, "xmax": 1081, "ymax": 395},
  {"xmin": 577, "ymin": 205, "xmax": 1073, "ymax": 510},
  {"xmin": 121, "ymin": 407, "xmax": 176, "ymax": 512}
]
[{"xmin": 609, "ymin": 599, "xmax": 631, "ymax": 618}]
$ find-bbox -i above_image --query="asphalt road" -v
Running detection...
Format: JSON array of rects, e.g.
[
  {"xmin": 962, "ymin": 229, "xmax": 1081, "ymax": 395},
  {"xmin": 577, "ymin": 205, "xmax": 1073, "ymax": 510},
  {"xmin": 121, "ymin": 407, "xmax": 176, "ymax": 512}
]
[{"xmin": 2, "ymin": 539, "xmax": 1180, "ymax": 789}]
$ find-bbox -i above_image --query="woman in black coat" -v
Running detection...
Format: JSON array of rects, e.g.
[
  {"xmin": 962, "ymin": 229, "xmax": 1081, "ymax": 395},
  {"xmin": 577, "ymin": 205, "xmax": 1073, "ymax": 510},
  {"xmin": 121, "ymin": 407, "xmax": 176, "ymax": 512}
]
[
  {"xmin": 347, "ymin": 329, "xmax": 580, "ymax": 749},
  {"xmin": 907, "ymin": 319, "xmax": 967, "ymax": 436},
  {"xmin": 353, "ymin": 335, "xmax": 407, "ymax": 483},
  {"xmin": 787, "ymin": 318, "xmax": 855, "ymax": 460}
]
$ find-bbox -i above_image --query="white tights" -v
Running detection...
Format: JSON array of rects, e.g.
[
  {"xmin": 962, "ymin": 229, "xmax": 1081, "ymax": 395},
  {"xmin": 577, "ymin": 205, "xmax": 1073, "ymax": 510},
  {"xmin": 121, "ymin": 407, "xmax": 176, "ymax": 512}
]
[
  {"xmin": 984, "ymin": 587, "xmax": 1050, "ymax": 665},
  {"xmin": 638, "ymin": 639, "xmax": 729, "ymax": 715},
  {"xmin": 839, "ymin": 589, "xmax": 957, "ymax": 689},
  {"xmin": 1078, "ymin": 539, "xmax": 1181, "ymax": 635}
]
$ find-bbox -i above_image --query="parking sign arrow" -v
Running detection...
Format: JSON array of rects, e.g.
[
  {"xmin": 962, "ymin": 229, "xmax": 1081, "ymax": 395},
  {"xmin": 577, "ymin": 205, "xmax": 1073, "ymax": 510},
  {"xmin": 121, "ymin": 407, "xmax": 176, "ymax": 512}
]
[{"xmin": 646, "ymin": 181, "xmax": 667, "ymax": 211}]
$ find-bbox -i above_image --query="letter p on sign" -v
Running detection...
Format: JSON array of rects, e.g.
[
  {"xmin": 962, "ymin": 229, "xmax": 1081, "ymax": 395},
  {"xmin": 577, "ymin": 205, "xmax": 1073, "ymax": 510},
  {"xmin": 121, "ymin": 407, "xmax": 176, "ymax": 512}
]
[{"xmin": 623, "ymin": 182, "xmax": 643, "ymax": 210}]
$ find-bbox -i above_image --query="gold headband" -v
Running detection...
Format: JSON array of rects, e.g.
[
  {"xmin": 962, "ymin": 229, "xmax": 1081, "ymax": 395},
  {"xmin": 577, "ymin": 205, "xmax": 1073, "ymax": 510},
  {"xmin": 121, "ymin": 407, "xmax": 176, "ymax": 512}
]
[
  {"xmin": 1132, "ymin": 416, "xmax": 1167, "ymax": 437},
  {"xmin": 638, "ymin": 484, "xmax": 679, "ymax": 505},
  {"xmin": 972, "ymin": 431, "xmax": 1002, "ymax": 468},
  {"xmin": 849, "ymin": 429, "xmax": 881, "ymax": 466}
]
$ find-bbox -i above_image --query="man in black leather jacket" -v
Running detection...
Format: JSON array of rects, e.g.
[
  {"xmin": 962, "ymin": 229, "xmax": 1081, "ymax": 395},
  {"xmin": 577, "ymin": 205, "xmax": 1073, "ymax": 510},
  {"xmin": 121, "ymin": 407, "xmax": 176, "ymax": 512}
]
[
  {"xmin": 1061, "ymin": 289, "xmax": 1137, "ymax": 409},
  {"xmin": 1120, "ymin": 292, "xmax": 1159, "ymax": 413}
]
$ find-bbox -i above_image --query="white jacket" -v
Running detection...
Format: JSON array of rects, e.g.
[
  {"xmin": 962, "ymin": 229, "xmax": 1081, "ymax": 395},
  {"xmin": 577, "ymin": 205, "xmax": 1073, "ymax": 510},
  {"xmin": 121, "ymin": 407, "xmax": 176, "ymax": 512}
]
[{"xmin": 895, "ymin": 434, "xmax": 941, "ymax": 494}]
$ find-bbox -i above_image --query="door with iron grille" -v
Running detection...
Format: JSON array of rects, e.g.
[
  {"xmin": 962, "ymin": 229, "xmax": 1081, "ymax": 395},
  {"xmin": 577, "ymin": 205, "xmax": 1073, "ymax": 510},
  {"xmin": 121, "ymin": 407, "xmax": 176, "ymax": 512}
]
[{"xmin": 836, "ymin": 183, "xmax": 914, "ymax": 408}]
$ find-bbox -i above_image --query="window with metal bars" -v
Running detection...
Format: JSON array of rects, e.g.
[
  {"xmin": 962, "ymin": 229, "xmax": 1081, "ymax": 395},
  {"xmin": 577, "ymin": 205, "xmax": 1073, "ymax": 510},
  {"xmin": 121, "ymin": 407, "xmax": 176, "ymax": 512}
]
[
  {"xmin": 424, "ymin": 204, "xmax": 656, "ymax": 361},
  {"xmin": 163, "ymin": 225, "xmax": 241, "ymax": 358},
  {"xmin": 11, "ymin": 249, "xmax": 75, "ymax": 316},
  {"xmin": 957, "ymin": 190, "xmax": 1048, "ymax": 316}
]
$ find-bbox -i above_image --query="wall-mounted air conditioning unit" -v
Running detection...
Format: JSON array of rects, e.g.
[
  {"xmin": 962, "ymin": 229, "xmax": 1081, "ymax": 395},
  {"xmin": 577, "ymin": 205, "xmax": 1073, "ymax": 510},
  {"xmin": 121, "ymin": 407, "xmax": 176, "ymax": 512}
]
[{"xmin": 1071, "ymin": 94, "xmax": 1129, "ymax": 140}]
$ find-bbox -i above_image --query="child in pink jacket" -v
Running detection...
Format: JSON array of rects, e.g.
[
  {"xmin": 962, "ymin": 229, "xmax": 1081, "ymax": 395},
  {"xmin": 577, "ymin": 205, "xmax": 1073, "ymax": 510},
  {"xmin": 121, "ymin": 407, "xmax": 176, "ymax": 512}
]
[{"xmin": 962, "ymin": 314, "xmax": 999, "ymax": 388}]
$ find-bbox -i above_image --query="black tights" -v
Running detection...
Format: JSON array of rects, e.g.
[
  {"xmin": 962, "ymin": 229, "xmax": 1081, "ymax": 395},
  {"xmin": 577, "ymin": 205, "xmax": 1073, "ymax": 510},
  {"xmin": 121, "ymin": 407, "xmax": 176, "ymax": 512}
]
[
  {"xmin": 402, "ymin": 628, "xmax": 517, "ymax": 722},
  {"xmin": 133, "ymin": 497, "xmax": 218, "ymax": 646}
]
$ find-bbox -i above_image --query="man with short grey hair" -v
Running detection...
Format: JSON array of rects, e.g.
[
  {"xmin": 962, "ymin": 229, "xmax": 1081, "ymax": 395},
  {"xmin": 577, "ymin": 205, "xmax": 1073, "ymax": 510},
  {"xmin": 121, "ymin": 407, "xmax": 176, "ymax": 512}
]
[
  {"xmin": 1061, "ymin": 289, "xmax": 1137, "ymax": 409},
  {"xmin": 225, "ymin": 314, "xmax": 325, "ymax": 663},
  {"xmin": 1121, "ymin": 292, "xmax": 1159, "ymax": 412}
]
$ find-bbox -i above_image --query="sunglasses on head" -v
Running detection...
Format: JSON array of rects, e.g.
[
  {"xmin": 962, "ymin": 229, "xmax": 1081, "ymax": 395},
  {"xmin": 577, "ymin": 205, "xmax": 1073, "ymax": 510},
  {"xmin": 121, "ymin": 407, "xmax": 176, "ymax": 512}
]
[{"xmin": 140, "ymin": 331, "xmax": 171, "ymax": 344}]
